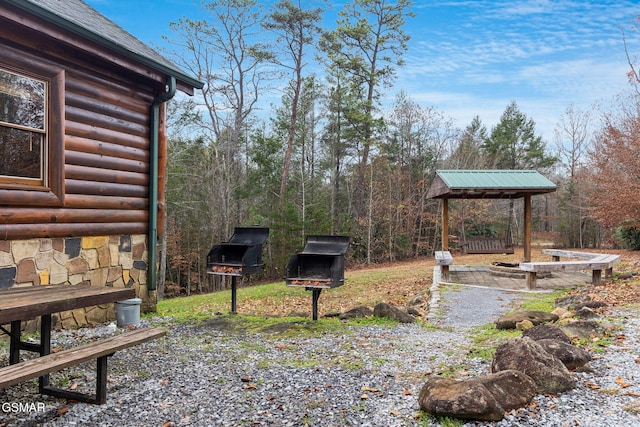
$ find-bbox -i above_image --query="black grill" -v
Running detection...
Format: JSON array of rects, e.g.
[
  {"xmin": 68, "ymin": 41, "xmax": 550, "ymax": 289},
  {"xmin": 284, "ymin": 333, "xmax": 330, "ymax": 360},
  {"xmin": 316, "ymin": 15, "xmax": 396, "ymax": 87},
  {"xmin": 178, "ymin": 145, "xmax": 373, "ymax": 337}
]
[
  {"xmin": 285, "ymin": 235, "xmax": 349, "ymax": 319},
  {"xmin": 207, "ymin": 227, "xmax": 269, "ymax": 313}
]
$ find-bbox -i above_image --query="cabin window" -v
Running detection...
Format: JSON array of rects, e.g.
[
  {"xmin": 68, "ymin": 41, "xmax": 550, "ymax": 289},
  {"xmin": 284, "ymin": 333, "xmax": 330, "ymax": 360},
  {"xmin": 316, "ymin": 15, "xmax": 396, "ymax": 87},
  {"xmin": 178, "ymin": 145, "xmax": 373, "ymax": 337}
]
[{"xmin": 0, "ymin": 67, "xmax": 47, "ymax": 187}]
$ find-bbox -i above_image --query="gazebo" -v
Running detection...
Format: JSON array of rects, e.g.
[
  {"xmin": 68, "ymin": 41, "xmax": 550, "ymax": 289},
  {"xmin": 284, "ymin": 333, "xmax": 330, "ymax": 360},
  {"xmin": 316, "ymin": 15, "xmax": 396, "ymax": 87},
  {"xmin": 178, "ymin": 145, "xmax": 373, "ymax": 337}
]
[{"xmin": 426, "ymin": 170, "xmax": 557, "ymax": 262}]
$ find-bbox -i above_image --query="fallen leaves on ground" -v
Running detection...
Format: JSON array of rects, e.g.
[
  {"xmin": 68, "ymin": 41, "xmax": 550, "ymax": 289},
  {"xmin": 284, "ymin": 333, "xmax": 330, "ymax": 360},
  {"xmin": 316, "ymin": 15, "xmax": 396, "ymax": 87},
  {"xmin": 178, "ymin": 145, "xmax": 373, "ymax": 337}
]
[{"xmin": 615, "ymin": 377, "xmax": 632, "ymax": 388}]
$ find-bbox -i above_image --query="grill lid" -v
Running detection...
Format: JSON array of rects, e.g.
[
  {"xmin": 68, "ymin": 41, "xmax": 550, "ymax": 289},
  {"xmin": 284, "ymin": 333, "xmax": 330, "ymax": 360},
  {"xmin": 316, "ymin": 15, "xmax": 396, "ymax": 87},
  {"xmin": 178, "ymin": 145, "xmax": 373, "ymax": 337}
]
[
  {"xmin": 299, "ymin": 235, "xmax": 349, "ymax": 255},
  {"xmin": 226, "ymin": 227, "xmax": 270, "ymax": 246}
]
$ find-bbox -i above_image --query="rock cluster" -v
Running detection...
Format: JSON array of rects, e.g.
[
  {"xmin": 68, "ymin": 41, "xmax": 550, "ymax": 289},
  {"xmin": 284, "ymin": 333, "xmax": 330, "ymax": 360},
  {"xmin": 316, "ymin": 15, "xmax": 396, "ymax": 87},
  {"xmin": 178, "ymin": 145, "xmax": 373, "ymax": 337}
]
[
  {"xmin": 418, "ymin": 292, "xmax": 611, "ymax": 422},
  {"xmin": 323, "ymin": 293, "xmax": 429, "ymax": 322}
]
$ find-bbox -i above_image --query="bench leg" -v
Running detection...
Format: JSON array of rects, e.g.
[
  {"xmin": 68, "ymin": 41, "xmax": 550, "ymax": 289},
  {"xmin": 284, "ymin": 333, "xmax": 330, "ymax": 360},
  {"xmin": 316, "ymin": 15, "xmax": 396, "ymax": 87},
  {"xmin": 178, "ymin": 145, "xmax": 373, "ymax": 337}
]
[
  {"xmin": 9, "ymin": 320, "xmax": 21, "ymax": 365},
  {"xmin": 592, "ymin": 270, "xmax": 602, "ymax": 285},
  {"xmin": 441, "ymin": 265, "xmax": 450, "ymax": 282},
  {"xmin": 39, "ymin": 314, "xmax": 52, "ymax": 388},
  {"xmin": 526, "ymin": 272, "xmax": 537, "ymax": 290},
  {"xmin": 96, "ymin": 355, "xmax": 108, "ymax": 405},
  {"xmin": 605, "ymin": 267, "xmax": 613, "ymax": 278},
  {"xmin": 40, "ymin": 354, "xmax": 112, "ymax": 405}
]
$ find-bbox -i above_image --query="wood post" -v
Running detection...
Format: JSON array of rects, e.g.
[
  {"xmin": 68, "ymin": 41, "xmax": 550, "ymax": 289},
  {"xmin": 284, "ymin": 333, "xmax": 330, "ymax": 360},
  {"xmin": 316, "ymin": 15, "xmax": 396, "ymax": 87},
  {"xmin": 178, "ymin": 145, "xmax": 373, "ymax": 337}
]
[
  {"xmin": 441, "ymin": 198, "xmax": 449, "ymax": 251},
  {"xmin": 524, "ymin": 194, "xmax": 532, "ymax": 262}
]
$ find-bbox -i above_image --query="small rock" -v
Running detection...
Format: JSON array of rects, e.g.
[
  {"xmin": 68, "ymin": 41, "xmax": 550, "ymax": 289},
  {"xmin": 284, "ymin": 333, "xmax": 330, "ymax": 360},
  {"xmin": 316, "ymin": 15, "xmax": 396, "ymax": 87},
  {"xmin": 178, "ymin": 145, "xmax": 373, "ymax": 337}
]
[
  {"xmin": 575, "ymin": 307, "xmax": 599, "ymax": 319},
  {"xmin": 516, "ymin": 319, "xmax": 534, "ymax": 330},
  {"xmin": 406, "ymin": 306, "xmax": 422, "ymax": 316},
  {"xmin": 495, "ymin": 311, "xmax": 559, "ymax": 330},
  {"xmin": 560, "ymin": 320, "xmax": 607, "ymax": 340},
  {"xmin": 551, "ymin": 307, "xmax": 569, "ymax": 317},
  {"xmin": 555, "ymin": 294, "xmax": 591, "ymax": 309},
  {"xmin": 373, "ymin": 302, "xmax": 416, "ymax": 323},
  {"xmin": 575, "ymin": 301, "xmax": 608, "ymax": 310},
  {"xmin": 338, "ymin": 305, "xmax": 373, "ymax": 320}
]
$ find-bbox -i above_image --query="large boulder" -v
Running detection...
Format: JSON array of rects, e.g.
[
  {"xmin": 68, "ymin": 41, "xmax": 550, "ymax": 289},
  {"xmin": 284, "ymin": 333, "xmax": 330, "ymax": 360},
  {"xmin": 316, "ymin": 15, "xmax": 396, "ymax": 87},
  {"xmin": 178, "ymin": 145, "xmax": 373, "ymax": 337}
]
[
  {"xmin": 373, "ymin": 302, "xmax": 416, "ymax": 323},
  {"xmin": 418, "ymin": 370, "xmax": 536, "ymax": 422},
  {"xmin": 522, "ymin": 324, "xmax": 572, "ymax": 343},
  {"xmin": 495, "ymin": 311, "xmax": 559, "ymax": 330},
  {"xmin": 491, "ymin": 337, "xmax": 576, "ymax": 393},
  {"xmin": 476, "ymin": 370, "xmax": 537, "ymax": 411},
  {"xmin": 535, "ymin": 339, "xmax": 592, "ymax": 370},
  {"xmin": 559, "ymin": 320, "xmax": 608, "ymax": 340}
]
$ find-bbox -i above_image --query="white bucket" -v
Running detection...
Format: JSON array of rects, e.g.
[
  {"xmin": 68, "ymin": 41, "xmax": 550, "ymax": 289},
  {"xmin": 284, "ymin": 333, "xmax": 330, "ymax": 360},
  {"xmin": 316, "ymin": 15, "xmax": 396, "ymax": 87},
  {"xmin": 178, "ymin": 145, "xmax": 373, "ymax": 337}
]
[{"xmin": 115, "ymin": 298, "xmax": 142, "ymax": 327}]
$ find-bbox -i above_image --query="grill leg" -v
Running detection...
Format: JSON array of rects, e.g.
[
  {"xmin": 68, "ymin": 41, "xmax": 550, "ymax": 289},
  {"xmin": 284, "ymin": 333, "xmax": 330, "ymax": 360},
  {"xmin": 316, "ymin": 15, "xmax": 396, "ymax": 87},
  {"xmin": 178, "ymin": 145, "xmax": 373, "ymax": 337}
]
[
  {"xmin": 231, "ymin": 276, "xmax": 237, "ymax": 315},
  {"xmin": 311, "ymin": 289, "xmax": 322, "ymax": 321}
]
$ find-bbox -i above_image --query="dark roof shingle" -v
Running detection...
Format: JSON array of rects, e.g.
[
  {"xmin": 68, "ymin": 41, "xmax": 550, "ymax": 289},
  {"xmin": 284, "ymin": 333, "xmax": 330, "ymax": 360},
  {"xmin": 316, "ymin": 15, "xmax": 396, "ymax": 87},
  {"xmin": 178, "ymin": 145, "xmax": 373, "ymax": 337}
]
[{"xmin": 9, "ymin": 0, "xmax": 202, "ymax": 90}]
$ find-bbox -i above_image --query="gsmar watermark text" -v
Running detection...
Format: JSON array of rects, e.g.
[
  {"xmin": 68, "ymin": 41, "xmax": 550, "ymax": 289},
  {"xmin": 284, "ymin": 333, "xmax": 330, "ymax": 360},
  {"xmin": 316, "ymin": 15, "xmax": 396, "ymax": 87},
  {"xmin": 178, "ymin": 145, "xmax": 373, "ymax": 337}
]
[{"xmin": 2, "ymin": 402, "xmax": 46, "ymax": 413}]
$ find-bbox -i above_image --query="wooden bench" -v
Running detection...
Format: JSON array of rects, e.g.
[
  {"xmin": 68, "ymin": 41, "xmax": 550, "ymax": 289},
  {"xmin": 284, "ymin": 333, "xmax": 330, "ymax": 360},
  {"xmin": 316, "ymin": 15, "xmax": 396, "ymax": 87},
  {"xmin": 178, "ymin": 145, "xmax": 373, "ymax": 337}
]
[
  {"xmin": 435, "ymin": 250, "xmax": 454, "ymax": 281},
  {"xmin": 0, "ymin": 327, "xmax": 166, "ymax": 404},
  {"xmin": 461, "ymin": 238, "xmax": 514, "ymax": 254},
  {"xmin": 519, "ymin": 250, "xmax": 620, "ymax": 290},
  {"xmin": 542, "ymin": 249, "xmax": 620, "ymax": 279}
]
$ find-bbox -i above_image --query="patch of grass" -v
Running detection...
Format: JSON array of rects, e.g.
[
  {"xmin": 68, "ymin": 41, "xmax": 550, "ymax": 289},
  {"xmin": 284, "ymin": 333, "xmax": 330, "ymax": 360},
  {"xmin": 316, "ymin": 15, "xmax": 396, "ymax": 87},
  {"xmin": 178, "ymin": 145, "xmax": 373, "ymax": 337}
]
[
  {"xmin": 415, "ymin": 412, "xmax": 464, "ymax": 427},
  {"xmin": 136, "ymin": 369, "xmax": 151, "ymax": 379},
  {"xmin": 238, "ymin": 340, "xmax": 270, "ymax": 352},
  {"xmin": 574, "ymin": 335, "xmax": 615, "ymax": 353},
  {"xmin": 284, "ymin": 358, "xmax": 321, "ymax": 369},
  {"xmin": 518, "ymin": 290, "xmax": 571, "ymax": 312},
  {"xmin": 468, "ymin": 323, "xmax": 520, "ymax": 360},
  {"xmin": 157, "ymin": 259, "xmax": 434, "ymax": 321},
  {"xmin": 434, "ymin": 363, "xmax": 469, "ymax": 378}
]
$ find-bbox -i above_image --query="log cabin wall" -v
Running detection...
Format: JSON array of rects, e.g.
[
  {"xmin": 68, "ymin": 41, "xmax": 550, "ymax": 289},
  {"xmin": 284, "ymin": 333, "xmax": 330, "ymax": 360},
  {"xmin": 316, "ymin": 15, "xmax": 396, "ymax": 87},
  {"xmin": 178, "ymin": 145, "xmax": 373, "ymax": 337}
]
[
  {"xmin": 0, "ymin": 235, "xmax": 150, "ymax": 329},
  {"xmin": 0, "ymin": 3, "xmax": 174, "ymax": 320}
]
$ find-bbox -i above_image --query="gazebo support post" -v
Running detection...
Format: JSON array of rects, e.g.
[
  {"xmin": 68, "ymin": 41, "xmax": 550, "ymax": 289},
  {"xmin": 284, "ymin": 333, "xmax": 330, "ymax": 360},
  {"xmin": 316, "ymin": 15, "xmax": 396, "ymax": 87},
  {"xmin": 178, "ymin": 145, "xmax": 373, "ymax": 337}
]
[
  {"xmin": 441, "ymin": 198, "xmax": 449, "ymax": 250},
  {"xmin": 524, "ymin": 194, "xmax": 532, "ymax": 262}
]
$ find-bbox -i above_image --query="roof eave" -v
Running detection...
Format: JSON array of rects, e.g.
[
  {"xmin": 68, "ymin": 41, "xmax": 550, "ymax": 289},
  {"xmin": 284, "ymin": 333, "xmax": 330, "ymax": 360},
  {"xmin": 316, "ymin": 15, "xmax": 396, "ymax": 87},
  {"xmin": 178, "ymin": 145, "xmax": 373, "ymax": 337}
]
[
  {"xmin": 8, "ymin": 0, "xmax": 204, "ymax": 91},
  {"xmin": 432, "ymin": 188, "xmax": 557, "ymax": 199}
]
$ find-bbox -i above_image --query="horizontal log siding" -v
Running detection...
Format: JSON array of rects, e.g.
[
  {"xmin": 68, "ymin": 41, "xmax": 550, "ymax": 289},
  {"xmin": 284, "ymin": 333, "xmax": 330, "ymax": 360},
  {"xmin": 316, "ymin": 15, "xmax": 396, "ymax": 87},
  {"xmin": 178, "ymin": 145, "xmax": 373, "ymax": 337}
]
[{"xmin": 0, "ymin": 13, "xmax": 161, "ymax": 239}]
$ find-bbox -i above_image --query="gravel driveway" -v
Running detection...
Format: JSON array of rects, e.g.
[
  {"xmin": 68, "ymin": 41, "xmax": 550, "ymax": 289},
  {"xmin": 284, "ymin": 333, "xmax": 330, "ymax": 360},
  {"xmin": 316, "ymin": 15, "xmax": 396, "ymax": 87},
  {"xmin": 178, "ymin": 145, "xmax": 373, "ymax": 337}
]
[{"xmin": 2, "ymin": 285, "xmax": 640, "ymax": 427}]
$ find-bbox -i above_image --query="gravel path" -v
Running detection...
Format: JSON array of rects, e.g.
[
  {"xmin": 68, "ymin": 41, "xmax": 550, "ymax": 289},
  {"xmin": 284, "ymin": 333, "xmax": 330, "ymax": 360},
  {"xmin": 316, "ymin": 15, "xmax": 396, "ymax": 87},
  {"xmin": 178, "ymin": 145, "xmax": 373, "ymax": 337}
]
[{"xmin": 2, "ymin": 286, "xmax": 640, "ymax": 427}]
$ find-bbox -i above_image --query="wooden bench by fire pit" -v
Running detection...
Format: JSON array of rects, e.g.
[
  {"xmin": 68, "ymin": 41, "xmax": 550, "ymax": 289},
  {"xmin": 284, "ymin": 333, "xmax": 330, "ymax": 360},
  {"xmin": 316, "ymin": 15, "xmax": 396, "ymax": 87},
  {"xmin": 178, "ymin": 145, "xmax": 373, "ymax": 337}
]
[
  {"xmin": 519, "ymin": 249, "xmax": 620, "ymax": 290},
  {"xmin": 435, "ymin": 251, "xmax": 454, "ymax": 281}
]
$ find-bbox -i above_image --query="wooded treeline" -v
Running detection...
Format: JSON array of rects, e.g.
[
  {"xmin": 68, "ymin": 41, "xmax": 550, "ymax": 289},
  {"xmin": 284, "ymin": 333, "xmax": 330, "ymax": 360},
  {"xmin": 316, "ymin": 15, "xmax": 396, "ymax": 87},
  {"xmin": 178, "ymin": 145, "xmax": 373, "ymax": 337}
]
[{"xmin": 158, "ymin": 0, "xmax": 640, "ymax": 297}]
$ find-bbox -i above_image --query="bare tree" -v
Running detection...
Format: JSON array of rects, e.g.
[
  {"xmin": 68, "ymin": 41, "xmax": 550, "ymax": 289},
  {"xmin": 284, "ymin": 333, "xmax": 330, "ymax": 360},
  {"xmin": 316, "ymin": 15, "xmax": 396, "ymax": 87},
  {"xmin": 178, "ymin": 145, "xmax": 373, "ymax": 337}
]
[
  {"xmin": 554, "ymin": 104, "xmax": 593, "ymax": 248},
  {"xmin": 165, "ymin": 0, "xmax": 272, "ymax": 237},
  {"xmin": 555, "ymin": 104, "xmax": 591, "ymax": 179},
  {"xmin": 263, "ymin": 0, "xmax": 323, "ymax": 204}
]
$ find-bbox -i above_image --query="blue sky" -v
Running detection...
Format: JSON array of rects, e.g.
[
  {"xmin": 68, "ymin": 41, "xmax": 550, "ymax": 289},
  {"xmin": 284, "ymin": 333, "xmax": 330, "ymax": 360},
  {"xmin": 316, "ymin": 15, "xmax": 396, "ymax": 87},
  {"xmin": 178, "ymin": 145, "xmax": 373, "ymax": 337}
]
[{"xmin": 86, "ymin": 0, "xmax": 640, "ymax": 141}]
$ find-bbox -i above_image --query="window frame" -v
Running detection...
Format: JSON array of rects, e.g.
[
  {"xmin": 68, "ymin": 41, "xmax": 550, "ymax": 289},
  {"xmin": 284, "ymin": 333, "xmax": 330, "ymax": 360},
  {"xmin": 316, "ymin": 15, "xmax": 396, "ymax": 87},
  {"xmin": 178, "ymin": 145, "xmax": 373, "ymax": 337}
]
[
  {"xmin": 0, "ymin": 66, "xmax": 48, "ymax": 187},
  {"xmin": 0, "ymin": 44, "xmax": 64, "ymax": 206}
]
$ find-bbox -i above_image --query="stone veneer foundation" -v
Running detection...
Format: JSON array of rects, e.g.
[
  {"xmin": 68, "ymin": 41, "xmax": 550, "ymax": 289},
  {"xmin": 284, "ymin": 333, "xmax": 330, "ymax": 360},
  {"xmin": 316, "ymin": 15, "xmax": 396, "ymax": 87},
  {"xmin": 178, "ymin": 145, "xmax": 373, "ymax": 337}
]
[{"xmin": 0, "ymin": 235, "xmax": 155, "ymax": 329}]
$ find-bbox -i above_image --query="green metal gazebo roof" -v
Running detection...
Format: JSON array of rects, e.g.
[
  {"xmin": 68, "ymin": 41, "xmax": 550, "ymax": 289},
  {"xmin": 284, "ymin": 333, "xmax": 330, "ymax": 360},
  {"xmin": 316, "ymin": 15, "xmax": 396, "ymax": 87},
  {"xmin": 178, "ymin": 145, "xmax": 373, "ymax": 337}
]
[{"xmin": 426, "ymin": 170, "xmax": 557, "ymax": 199}]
